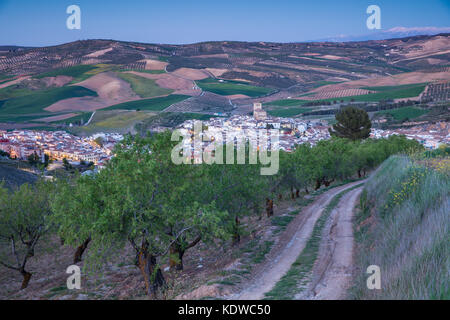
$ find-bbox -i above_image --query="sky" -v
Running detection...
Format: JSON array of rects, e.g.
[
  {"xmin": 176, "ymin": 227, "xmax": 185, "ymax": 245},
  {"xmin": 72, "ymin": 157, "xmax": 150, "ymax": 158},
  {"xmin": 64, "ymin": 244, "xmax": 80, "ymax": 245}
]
[{"xmin": 0, "ymin": 0, "xmax": 449, "ymax": 46}]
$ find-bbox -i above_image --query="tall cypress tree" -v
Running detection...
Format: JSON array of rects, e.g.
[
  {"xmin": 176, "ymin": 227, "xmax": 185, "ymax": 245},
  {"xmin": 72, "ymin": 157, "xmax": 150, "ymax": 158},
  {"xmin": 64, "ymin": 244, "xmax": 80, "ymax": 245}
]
[{"xmin": 329, "ymin": 106, "xmax": 371, "ymax": 140}]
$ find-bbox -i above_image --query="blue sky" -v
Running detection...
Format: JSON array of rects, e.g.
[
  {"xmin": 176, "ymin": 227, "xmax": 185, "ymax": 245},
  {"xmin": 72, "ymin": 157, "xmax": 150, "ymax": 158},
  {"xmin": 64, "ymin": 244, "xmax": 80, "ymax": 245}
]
[{"xmin": 0, "ymin": 0, "xmax": 449, "ymax": 46}]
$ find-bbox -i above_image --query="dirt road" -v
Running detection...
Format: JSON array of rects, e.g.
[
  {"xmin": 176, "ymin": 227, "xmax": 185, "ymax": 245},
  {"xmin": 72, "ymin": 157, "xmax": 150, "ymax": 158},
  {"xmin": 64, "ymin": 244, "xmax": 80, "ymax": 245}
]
[
  {"xmin": 297, "ymin": 186, "xmax": 363, "ymax": 300},
  {"xmin": 231, "ymin": 180, "xmax": 364, "ymax": 300}
]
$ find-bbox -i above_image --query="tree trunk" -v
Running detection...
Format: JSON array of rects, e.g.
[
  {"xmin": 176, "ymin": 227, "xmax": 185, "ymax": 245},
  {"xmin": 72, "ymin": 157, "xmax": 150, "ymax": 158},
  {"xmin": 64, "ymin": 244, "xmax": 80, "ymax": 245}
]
[
  {"xmin": 20, "ymin": 269, "xmax": 32, "ymax": 290},
  {"xmin": 73, "ymin": 237, "xmax": 91, "ymax": 264},
  {"xmin": 324, "ymin": 179, "xmax": 334, "ymax": 187},
  {"xmin": 305, "ymin": 187, "xmax": 309, "ymax": 194},
  {"xmin": 232, "ymin": 216, "xmax": 240, "ymax": 244},
  {"xmin": 296, "ymin": 189, "xmax": 300, "ymax": 198},
  {"xmin": 266, "ymin": 198, "xmax": 274, "ymax": 217},
  {"xmin": 315, "ymin": 179, "xmax": 321, "ymax": 190},
  {"xmin": 169, "ymin": 242, "xmax": 185, "ymax": 271},
  {"xmin": 278, "ymin": 193, "xmax": 283, "ymax": 200},
  {"xmin": 138, "ymin": 245, "xmax": 166, "ymax": 298},
  {"xmin": 357, "ymin": 169, "xmax": 361, "ymax": 178},
  {"xmin": 169, "ymin": 235, "xmax": 201, "ymax": 271}
]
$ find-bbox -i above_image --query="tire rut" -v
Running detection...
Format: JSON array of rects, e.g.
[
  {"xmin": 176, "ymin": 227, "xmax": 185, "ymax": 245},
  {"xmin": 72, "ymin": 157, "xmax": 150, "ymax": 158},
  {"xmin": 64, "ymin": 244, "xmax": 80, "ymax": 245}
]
[{"xmin": 228, "ymin": 181, "xmax": 365, "ymax": 300}]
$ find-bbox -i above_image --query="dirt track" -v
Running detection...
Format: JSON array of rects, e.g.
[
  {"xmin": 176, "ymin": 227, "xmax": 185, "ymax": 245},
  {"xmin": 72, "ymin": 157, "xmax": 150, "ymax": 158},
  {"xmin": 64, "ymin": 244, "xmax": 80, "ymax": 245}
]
[
  {"xmin": 298, "ymin": 186, "xmax": 363, "ymax": 300},
  {"xmin": 230, "ymin": 180, "xmax": 364, "ymax": 300}
]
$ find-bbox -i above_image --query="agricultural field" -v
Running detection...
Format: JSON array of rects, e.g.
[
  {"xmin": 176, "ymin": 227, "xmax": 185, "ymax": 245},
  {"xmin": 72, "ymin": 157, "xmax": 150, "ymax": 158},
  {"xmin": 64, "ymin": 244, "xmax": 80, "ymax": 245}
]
[
  {"xmin": 51, "ymin": 112, "xmax": 93, "ymax": 125},
  {"xmin": 196, "ymin": 78, "xmax": 274, "ymax": 97},
  {"xmin": 115, "ymin": 72, "xmax": 173, "ymax": 98},
  {"xmin": 377, "ymin": 106, "xmax": 429, "ymax": 121},
  {"xmin": 265, "ymin": 99, "xmax": 308, "ymax": 107},
  {"xmin": 33, "ymin": 65, "xmax": 98, "ymax": 80},
  {"xmin": 267, "ymin": 107, "xmax": 313, "ymax": 117},
  {"xmin": 69, "ymin": 110, "xmax": 155, "ymax": 135},
  {"xmin": 420, "ymin": 82, "xmax": 450, "ymax": 102},
  {"xmin": 0, "ymin": 86, "xmax": 97, "ymax": 121},
  {"xmin": 303, "ymin": 83, "xmax": 427, "ymax": 104},
  {"xmin": 104, "ymin": 94, "xmax": 190, "ymax": 111}
]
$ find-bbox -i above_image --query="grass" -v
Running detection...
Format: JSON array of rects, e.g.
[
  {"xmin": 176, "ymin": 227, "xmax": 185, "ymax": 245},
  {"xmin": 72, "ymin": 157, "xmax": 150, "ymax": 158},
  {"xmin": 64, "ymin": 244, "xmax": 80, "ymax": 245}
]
[
  {"xmin": 271, "ymin": 215, "xmax": 294, "ymax": 230},
  {"xmin": 0, "ymin": 86, "xmax": 97, "ymax": 121},
  {"xmin": 350, "ymin": 155, "xmax": 449, "ymax": 299},
  {"xmin": 264, "ymin": 183, "xmax": 364, "ymax": 300},
  {"xmin": 267, "ymin": 107, "xmax": 313, "ymax": 118},
  {"xmin": 249, "ymin": 241, "xmax": 275, "ymax": 264},
  {"xmin": 104, "ymin": 95, "xmax": 190, "ymax": 111},
  {"xmin": 115, "ymin": 72, "xmax": 172, "ymax": 98},
  {"xmin": 196, "ymin": 78, "xmax": 274, "ymax": 97},
  {"xmin": 377, "ymin": 106, "xmax": 429, "ymax": 121}
]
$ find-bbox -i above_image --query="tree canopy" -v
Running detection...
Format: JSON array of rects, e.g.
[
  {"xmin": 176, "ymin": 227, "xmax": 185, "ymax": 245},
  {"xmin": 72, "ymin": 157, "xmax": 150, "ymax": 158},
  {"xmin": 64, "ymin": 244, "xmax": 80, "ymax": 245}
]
[{"xmin": 329, "ymin": 106, "xmax": 372, "ymax": 140}]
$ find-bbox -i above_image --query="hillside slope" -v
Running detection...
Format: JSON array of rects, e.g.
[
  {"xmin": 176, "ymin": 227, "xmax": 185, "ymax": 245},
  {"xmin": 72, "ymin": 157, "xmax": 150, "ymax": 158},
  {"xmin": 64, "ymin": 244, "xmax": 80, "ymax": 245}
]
[{"xmin": 351, "ymin": 154, "xmax": 449, "ymax": 299}]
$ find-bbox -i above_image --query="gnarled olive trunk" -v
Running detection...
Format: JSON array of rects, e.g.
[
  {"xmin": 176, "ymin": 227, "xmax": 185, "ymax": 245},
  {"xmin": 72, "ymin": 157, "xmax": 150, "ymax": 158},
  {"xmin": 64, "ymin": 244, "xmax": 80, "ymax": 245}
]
[
  {"xmin": 138, "ymin": 244, "xmax": 166, "ymax": 298},
  {"xmin": 73, "ymin": 237, "xmax": 91, "ymax": 264},
  {"xmin": 296, "ymin": 189, "xmax": 300, "ymax": 198}
]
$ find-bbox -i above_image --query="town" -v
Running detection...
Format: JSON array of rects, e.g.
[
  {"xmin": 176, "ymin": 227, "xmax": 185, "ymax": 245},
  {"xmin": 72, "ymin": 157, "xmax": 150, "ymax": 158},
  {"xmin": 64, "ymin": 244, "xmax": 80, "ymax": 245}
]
[
  {"xmin": 0, "ymin": 129, "xmax": 122, "ymax": 167},
  {"xmin": 0, "ymin": 102, "xmax": 448, "ymax": 169}
]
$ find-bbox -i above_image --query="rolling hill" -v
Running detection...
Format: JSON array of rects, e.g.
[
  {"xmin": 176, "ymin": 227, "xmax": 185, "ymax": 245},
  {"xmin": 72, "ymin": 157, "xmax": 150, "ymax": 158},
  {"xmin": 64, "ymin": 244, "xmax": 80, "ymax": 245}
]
[{"xmin": 0, "ymin": 34, "xmax": 448, "ymax": 130}]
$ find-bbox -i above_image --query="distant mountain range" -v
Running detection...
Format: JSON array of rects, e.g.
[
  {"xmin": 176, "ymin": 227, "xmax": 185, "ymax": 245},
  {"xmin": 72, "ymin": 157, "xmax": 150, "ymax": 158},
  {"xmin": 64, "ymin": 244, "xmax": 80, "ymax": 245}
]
[{"xmin": 311, "ymin": 27, "xmax": 450, "ymax": 42}]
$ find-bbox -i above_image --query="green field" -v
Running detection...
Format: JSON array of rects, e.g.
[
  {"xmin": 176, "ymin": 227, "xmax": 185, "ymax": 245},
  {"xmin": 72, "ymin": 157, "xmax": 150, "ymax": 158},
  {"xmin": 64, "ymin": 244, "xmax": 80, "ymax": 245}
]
[
  {"xmin": 105, "ymin": 95, "xmax": 190, "ymax": 111},
  {"xmin": 51, "ymin": 112, "xmax": 93, "ymax": 125},
  {"xmin": 196, "ymin": 78, "xmax": 274, "ymax": 97},
  {"xmin": 116, "ymin": 72, "xmax": 173, "ymax": 98},
  {"xmin": 267, "ymin": 107, "xmax": 312, "ymax": 117},
  {"xmin": 69, "ymin": 110, "xmax": 155, "ymax": 135},
  {"xmin": 121, "ymin": 69, "xmax": 166, "ymax": 74},
  {"xmin": 0, "ymin": 86, "xmax": 97, "ymax": 119},
  {"xmin": 265, "ymin": 99, "xmax": 308, "ymax": 107},
  {"xmin": 378, "ymin": 106, "xmax": 429, "ymax": 121},
  {"xmin": 311, "ymin": 80, "xmax": 342, "ymax": 88},
  {"xmin": 34, "ymin": 64, "xmax": 125, "ymax": 84},
  {"xmin": 0, "ymin": 85, "xmax": 34, "ymax": 100},
  {"xmin": 34, "ymin": 65, "xmax": 98, "ymax": 79}
]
